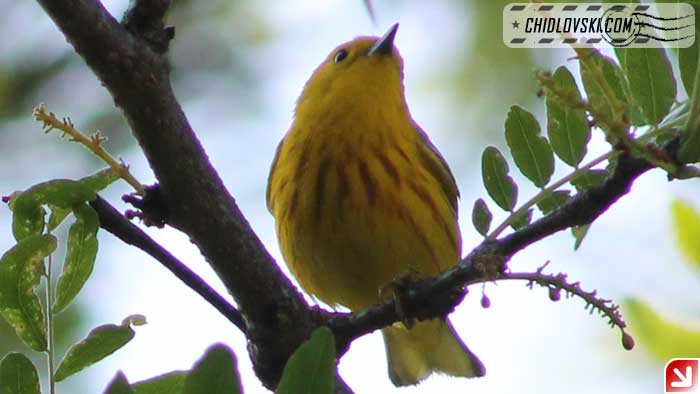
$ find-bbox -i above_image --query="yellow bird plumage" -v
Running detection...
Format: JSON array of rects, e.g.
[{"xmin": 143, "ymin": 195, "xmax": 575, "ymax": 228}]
[{"xmin": 266, "ymin": 24, "xmax": 484, "ymax": 386}]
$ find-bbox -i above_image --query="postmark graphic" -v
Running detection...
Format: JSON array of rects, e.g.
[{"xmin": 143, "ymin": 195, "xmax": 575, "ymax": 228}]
[{"xmin": 503, "ymin": 3, "xmax": 695, "ymax": 48}]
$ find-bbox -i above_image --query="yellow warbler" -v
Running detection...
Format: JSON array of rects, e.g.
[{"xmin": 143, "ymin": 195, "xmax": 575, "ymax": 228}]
[{"xmin": 267, "ymin": 24, "xmax": 484, "ymax": 386}]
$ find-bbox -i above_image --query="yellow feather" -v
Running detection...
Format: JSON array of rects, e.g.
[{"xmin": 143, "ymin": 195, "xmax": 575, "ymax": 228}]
[{"xmin": 267, "ymin": 25, "xmax": 484, "ymax": 386}]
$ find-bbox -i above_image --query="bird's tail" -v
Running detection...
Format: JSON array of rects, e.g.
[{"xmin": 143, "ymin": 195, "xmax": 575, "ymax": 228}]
[{"xmin": 381, "ymin": 318, "xmax": 485, "ymax": 386}]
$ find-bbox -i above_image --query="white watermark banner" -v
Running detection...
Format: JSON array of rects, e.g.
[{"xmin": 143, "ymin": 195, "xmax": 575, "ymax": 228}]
[{"xmin": 503, "ymin": 3, "xmax": 696, "ymax": 48}]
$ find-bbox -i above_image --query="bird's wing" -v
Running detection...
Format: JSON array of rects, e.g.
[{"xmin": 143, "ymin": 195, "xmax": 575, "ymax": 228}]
[
  {"xmin": 414, "ymin": 126, "xmax": 460, "ymax": 213},
  {"xmin": 266, "ymin": 136, "xmax": 286, "ymax": 213}
]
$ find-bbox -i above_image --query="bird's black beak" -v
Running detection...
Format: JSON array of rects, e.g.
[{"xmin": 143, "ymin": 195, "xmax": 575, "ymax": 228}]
[{"xmin": 368, "ymin": 23, "xmax": 399, "ymax": 57}]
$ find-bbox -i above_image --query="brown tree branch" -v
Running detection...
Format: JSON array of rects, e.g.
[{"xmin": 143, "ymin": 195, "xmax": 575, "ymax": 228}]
[
  {"xmin": 34, "ymin": 0, "xmax": 662, "ymax": 390},
  {"xmin": 491, "ymin": 265, "xmax": 634, "ymax": 350},
  {"xmin": 499, "ymin": 154, "xmax": 651, "ymax": 256},
  {"xmin": 35, "ymin": 0, "xmax": 314, "ymax": 389},
  {"xmin": 328, "ymin": 153, "xmax": 652, "ymax": 354},
  {"xmin": 89, "ymin": 195, "xmax": 248, "ymax": 333}
]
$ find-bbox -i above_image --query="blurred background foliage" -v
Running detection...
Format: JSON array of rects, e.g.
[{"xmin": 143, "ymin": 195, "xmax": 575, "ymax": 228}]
[
  {"xmin": 0, "ymin": 1, "xmax": 699, "ymax": 393},
  {"xmin": 622, "ymin": 199, "xmax": 700, "ymax": 363}
]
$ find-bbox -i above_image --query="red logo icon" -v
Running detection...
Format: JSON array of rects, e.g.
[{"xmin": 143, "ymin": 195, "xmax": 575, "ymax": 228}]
[{"xmin": 666, "ymin": 359, "xmax": 699, "ymax": 393}]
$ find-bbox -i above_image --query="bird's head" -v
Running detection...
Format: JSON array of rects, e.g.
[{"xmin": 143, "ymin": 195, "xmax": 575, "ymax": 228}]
[{"xmin": 295, "ymin": 23, "xmax": 406, "ymax": 116}]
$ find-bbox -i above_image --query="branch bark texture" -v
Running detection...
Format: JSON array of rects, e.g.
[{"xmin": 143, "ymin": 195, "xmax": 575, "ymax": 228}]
[
  {"xmin": 35, "ymin": 0, "xmax": 660, "ymax": 390},
  {"xmin": 36, "ymin": 0, "xmax": 313, "ymax": 388}
]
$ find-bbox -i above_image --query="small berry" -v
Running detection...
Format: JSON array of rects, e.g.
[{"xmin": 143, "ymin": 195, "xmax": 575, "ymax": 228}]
[
  {"xmin": 481, "ymin": 294, "xmax": 491, "ymax": 309},
  {"xmin": 549, "ymin": 287, "xmax": 561, "ymax": 301},
  {"xmin": 622, "ymin": 332, "xmax": 635, "ymax": 350}
]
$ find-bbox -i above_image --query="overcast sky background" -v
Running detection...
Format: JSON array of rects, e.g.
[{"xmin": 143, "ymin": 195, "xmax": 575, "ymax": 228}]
[{"xmin": 0, "ymin": 1, "xmax": 698, "ymax": 393}]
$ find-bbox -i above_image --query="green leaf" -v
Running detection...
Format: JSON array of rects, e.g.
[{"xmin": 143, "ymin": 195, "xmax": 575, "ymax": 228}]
[
  {"xmin": 11, "ymin": 180, "xmax": 96, "ymax": 241},
  {"xmin": 11, "ymin": 202, "xmax": 44, "ymax": 242},
  {"xmin": 78, "ymin": 168, "xmax": 120, "ymax": 194},
  {"xmin": 13, "ymin": 180, "xmax": 96, "ymax": 210},
  {"xmin": 54, "ymin": 315, "xmax": 146, "ymax": 382},
  {"xmin": 536, "ymin": 190, "xmax": 570, "ymax": 215},
  {"xmin": 481, "ymin": 146, "xmax": 518, "ymax": 211},
  {"xmin": 624, "ymin": 298, "xmax": 700, "ymax": 361},
  {"xmin": 678, "ymin": 2, "xmax": 700, "ymax": 96},
  {"xmin": 277, "ymin": 327, "xmax": 336, "ymax": 394},
  {"xmin": 5, "ymin": 192, "xmax": 21, "ymax": 211},
  {"xmin": 13, "ymin": 170, "xmax": 116, "ymax": 236},
  {"xmin": 509, "ymin": 208, "xmax": 533, "ymax": 231},
  {"xmin": 132, "ymin": 371, "xmax": 187, "ymax": 394},
  {"xmin": 183, "ymin": 344, "xmax": 241, "ymax": 394},
  {"xmin": 471, "ymin": 199, "xmax": 492, "ymax": 236},
  {"xmin": 622, "ymin": 80, "xmax": 648, "ymax": 127},
  {"xmin": 671, "ymin": 199, "xmax": 700, "ymax": 268},
  {"xmin": 546, "ymin": 67, "xmax": 590, "ymax": 167},
  {"xmin": 680, "ymin": 45, "xmax": 698, "ymax": 97},
  {"xmin": 47, "ymin": 205, "xmax": 71, "ymax": 231},
  {"xmin": 0, "ymin": 234, "xmax": 56, "ymax": 351},
  {"xmin": 105, "ymin": 371, "xmax": 134, "ymax": 394},
  {"xmin": 615, "ymin": 48, "xmax": 676, "ymax": 125},
  {"xmin": 579, "ymin": 50, "xmax": 632, "ymax": 125},
  {"xmin": 679, "ymin": 123, "xmax": 700, "ymax": 163},
  {"xmin": 505, "ymin": 105, "xmax": 555, "ymax": 187},
  {"xmin": 0, "ymin": 353, "xmax": 40, "ymax": 394},
  {"xmin": 572, "ymin": 224, "xmax": 590, "ymax": 250},
  {"xmin": 570, "ymin": 169, "xmax": 608, "ymax": 191},
  {"xmin": 53, "ymin": 204, "xmax": 100, "ymax": 314}
]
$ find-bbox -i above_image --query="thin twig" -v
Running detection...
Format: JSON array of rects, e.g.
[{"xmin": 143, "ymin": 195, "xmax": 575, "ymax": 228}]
[
  {"xmin": 487, "ymin": 150, "xmax": 617, "ymax": 240},
  {"xmin": 495, "ymin": 266, "xmax": 633, "ymax": 349},
  {"xmin": 89, "ymin": 196, "xmax": 248, "ymax": 334},
  {"xmin": 33, "ymin": 104, "xmax": 146, "ymax": 196},
  {"xmin": 45, "ymin": 253, "xmax": 56, "ymax": 394},
  {"xmin": 36, "ymin": 0, "xmax": 315, "ymax": 388},
  {"xmin": 329, "ymin": 153, "xmax": 651, "ymax": 353},
  {"xmin": 34, "ymin": 0, "xmax": 667, "ymax": 389}
]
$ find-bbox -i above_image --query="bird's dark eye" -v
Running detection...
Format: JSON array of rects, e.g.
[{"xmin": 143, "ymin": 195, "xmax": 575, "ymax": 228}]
[{"xmin": 333, "ymin": 49, "xmax": 348, "ymax": 63}]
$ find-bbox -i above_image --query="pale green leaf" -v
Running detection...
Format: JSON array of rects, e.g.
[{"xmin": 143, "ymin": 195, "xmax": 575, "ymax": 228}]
[
  {"xmin": 505, "ymin": 105, "xmax": 555, "ymax": 187},
  {"xmin": 679, "ymin": 122, "xmax": 700, "ymax": 163},
  {"xmin": 481, "ymin": 146, "xmax": 518, "ymax": 211},
  {"xmin": 615, "ymin": 48, "xmax": 676, "ymax": 124},
  {"xmin": 132, "ymin": 371, "xmax": 187, "ymax": 394},
  {"xmin": 537, "ymin": 190, "xmax": 570, "ymax": 215},
  {"xmin": 579, "ymin": 50, "xmax": 635, "ymax": 125},
  {"xmin": 570, "ymin": 169, "xmax": 608, "ymax": 191},
  {"xmin": 54, "ymin": 315, "xmax": 145, "ymax": 382},
  {"xmin": 78, "ymin": 168, "xmax": 120, "ymax": 194},
  {"xmin": 510, "ymin": 208, "xmax": 533, "ymax": 231},
  {"xmin": 546, "ymin": 67, "xmax": 590, "ymax": 167},
  {"xmin": 183, "ymin": 344, "xmax": 241, "ymax": 394},
  {"xmin": 277, "ymin": 327, "xmax": 336, "ymax": 394},
  {"xmin": 53, "ymin": 204, "xmax": 100, "ymax": 314},
  {"xmin": 12, "ymin": 170, "xmax": 116, "ymax": 236},
  {"xmin": 671, "ymin": 199, "xmax": 700, "ymax": 268},
  {"xmin": 47, "ymin": 205, "xmax": 71, "ymax": 231},
  {"xmin": 572, "ymin": 224, "xmax": 591, "ymax": 250},
  {"xmin": 10, "ymin": 201, "xmax": 44, "ymax": 243},
  {"xmin": 624, "ymin": 298, "xmax": 700, "ymax": 361},
  {"xmin": 12, "ymin": 180, "xmax": 95, "ymax": 210},
  {"xmin": 105, "ymin": 372, "xmax": 134, "ymax": 394},
  {"xmin": 11, "ymin": 180, "xmax": 95, "ymax": 241},
  {"xmin": 471, "ymin": 199, "xmax": 492, "ymax": 236},
  {"xmin": 0, "ymin": 235, "xmax": 56, "ymax": 351},
  {"xmin": 0, "ymin": 353, "xmax": 40, "ymax": 394},
  {"xmin": 678, "ymin": 2, "xmax": 700, "ymax": 96}
]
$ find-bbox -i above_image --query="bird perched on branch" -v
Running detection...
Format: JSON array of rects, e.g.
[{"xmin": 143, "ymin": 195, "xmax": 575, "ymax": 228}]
[{"xmin": 267, "ymin": 23, "xmax": 485, "ymax": 386}]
